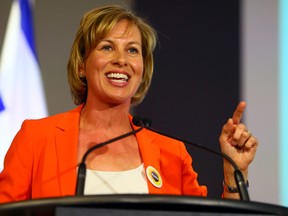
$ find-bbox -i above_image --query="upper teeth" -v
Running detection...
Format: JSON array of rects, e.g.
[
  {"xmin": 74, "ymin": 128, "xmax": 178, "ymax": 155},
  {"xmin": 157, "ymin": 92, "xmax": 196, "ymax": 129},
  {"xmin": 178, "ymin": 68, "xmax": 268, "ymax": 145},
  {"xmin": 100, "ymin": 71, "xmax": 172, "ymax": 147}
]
[{"xmin": 107, "ymin": 73, "xmax": 128, "ymax": 80}]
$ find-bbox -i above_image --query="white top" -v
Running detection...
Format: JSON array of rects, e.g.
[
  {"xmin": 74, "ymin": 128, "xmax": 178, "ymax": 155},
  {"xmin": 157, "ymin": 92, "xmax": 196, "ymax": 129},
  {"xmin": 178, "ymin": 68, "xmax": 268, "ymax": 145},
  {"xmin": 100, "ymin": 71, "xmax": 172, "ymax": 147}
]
[{"xmin": 84, "ymin": 163, "xmax": 149, "ymax": 195}]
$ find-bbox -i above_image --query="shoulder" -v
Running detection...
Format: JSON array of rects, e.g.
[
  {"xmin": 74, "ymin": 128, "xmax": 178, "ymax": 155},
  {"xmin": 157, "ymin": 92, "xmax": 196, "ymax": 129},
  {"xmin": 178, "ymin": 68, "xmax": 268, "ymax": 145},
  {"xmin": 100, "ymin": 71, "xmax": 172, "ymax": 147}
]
[
  {"xmin": 19, "ymin": 105, "xmax": 82, "ymax": 134},
  {"xmin": 9, "ymin": 105, "xmax": 82, "ymax": 154},
  {"xmin": 23, "ymin": 105, "xmax": 81, "ymax": 126}
]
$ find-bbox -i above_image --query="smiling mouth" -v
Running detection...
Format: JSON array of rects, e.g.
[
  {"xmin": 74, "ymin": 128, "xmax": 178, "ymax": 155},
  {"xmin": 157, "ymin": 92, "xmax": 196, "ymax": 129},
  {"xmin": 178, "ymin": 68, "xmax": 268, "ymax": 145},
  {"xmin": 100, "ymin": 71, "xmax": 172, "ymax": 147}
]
[{"xmin": 106, "ymin": 73, "xmax": 129, "ymax": 83}]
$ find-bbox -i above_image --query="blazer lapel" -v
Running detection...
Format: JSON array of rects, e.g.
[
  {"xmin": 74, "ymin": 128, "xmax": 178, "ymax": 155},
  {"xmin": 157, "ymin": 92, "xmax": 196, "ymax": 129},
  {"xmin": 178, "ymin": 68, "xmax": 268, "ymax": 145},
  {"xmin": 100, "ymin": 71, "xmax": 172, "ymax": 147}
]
[
  {"xmin": 55, "ymin": 105, "xmax": 82, "ymax": 196},
  {"xmin": 135, "ymin": 128, "xmax": 166, "ymax": 194}
]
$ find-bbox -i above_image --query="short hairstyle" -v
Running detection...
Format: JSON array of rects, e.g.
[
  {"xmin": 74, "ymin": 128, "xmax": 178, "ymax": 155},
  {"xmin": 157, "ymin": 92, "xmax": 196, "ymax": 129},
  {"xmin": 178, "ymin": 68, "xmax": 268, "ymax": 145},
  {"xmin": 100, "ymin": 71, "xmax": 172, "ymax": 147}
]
[{"xmin": 67, "ymin": 5, "xmax": 157, "ymax": 105}]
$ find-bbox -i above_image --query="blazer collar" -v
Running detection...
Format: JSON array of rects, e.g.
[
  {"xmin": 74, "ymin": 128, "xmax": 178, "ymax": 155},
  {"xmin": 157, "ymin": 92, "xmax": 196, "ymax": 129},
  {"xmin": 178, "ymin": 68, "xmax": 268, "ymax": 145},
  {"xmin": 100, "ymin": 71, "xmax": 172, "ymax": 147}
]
[{"xmin": 56, "ymin": 105, "xmax": 83, "ymax": 131}]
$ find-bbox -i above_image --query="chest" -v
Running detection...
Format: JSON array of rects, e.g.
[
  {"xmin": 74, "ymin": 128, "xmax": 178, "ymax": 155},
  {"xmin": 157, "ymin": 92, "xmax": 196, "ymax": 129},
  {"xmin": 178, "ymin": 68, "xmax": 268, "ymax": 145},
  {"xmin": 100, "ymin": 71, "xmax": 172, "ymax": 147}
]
[{"xmin": 77, "ymin": 131, "xmax": 142, "ymax": 171}]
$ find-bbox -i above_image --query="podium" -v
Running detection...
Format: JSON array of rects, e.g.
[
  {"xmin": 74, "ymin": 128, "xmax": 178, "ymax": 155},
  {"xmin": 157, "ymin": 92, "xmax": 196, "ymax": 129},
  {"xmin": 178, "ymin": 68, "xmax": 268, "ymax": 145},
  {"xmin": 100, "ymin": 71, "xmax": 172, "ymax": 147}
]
[{"xmin": 0, "ymin": 195, "xmax": 288, "ymax": 216}]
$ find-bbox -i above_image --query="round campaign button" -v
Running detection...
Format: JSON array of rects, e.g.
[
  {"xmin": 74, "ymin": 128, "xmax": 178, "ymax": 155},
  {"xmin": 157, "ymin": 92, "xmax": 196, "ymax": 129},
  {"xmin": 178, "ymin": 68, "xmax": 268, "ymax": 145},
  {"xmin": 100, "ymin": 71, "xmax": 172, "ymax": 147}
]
[{"xmin": 146, "ymin": 166, "xmax": 162, "ymax": 188}]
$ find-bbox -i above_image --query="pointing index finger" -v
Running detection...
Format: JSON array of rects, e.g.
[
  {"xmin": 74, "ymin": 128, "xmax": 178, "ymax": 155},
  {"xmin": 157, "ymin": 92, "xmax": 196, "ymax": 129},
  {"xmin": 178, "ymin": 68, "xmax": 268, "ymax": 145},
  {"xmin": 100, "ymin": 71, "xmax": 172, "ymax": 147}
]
[{"xmin": 232, "ymin": 101, "xmax": 246, "ymax": 124}]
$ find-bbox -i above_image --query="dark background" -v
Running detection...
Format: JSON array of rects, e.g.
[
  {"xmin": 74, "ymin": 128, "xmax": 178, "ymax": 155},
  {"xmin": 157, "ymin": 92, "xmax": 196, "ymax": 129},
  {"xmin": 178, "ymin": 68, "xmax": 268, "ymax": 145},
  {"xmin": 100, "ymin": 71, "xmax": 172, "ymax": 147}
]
[{"xmin": 133, "ymin": 0, "xmax": 240, "ymax": 198}]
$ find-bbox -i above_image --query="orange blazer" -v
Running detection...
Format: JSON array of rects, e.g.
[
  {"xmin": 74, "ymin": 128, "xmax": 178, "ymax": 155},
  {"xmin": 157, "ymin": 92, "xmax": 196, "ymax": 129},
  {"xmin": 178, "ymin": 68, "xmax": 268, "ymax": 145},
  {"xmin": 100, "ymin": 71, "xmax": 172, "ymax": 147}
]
[{"xmin": 0, "ymin": 105, "xmax": 207, "ymax": 203}]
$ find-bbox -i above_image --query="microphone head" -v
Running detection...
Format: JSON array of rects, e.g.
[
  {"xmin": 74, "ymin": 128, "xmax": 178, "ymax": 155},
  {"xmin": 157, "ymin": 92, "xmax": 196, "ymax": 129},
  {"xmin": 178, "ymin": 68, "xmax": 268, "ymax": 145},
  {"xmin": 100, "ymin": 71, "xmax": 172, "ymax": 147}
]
[
  {"xmin": 142, "ymin": 118, "xmax": 152, "ymax": 127},
  {"xmin": 132, "ymin": 116, "xmax": 142, "ymax": 126},
  {"xmin": 132, "ymin": 116, "xmax": 152, "ymax": 128}
]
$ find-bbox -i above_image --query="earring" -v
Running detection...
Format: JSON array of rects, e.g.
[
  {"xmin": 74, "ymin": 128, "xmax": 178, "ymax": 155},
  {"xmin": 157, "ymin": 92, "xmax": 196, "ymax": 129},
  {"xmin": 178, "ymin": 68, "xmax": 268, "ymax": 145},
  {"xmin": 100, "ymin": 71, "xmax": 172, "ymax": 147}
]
[{"xmin": 79, "ymin": 72, "xmax": 84, "ymax": 78}]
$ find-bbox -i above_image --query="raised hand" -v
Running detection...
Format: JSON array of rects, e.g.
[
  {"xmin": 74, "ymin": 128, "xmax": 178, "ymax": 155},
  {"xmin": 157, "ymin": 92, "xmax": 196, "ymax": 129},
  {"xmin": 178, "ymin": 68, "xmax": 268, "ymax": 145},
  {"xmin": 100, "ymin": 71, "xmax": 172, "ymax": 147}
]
[{"xmin": 219, "ymin": 101, "xmax": 258, "ymax": 198}]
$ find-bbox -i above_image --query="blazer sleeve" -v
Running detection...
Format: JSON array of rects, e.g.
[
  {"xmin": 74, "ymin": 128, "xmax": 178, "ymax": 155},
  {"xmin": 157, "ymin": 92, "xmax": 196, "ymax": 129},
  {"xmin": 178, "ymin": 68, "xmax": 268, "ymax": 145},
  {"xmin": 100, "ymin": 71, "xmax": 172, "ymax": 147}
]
[{"xmin": 0, "ymin": 120, "xmax": 34, "ymax": 203}]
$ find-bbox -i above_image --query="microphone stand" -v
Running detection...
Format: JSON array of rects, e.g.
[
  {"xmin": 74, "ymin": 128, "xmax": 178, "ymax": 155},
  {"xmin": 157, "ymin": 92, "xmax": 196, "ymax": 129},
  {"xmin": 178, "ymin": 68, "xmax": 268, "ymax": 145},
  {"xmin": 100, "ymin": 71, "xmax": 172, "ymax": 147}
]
[
  {"xmin": 135, "ymin": 118, "xmax": 250, "ymax": 201},
  {"xmin": 75, "ymin": 126, "xmax": 144, "ymax": 196}
]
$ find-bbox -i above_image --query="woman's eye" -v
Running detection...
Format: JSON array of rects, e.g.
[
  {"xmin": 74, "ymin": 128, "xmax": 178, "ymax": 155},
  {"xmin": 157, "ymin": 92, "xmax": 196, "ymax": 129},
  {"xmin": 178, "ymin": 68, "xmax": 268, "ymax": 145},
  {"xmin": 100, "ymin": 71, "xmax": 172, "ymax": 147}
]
[
  {"xmin": 128, "ymin": 47, "xmax": 139, "ymax": 54},
  {"xmin": 102, "ymin": 45, "xmax": 113, "ymax": 51}
]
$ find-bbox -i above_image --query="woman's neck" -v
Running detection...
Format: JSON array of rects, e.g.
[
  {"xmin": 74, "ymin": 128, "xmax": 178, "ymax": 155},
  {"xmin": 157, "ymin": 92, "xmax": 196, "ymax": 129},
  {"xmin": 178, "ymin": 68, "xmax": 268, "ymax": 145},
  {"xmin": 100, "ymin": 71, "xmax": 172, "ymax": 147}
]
[{"xmin": 79, "ymin": 102, "xmax": 132, "ymax": 133}]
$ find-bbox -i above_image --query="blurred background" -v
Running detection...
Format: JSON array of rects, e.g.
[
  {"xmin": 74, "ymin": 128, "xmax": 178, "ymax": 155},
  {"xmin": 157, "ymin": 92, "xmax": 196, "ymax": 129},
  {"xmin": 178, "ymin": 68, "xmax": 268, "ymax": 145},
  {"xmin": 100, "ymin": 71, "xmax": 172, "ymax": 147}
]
[{"xmin": 0, "ymin": 0, "xmax": 286, "ymax": 207}]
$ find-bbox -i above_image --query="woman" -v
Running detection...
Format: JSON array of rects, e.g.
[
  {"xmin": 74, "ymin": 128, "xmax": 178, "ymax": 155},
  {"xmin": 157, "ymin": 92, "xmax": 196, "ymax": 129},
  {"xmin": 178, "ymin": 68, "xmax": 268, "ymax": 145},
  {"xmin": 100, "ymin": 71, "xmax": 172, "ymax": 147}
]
[{"xmin": 0, "ymin": 5, "xmax": 258, "ymax": 203}]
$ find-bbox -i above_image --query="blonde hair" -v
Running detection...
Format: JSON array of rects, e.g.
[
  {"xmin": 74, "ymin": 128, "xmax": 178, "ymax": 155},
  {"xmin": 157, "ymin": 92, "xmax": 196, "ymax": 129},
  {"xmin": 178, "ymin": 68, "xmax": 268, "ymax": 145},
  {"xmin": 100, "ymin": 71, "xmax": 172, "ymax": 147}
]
[{"xmin": 67, "ymin": 5, "xmax": 157, "ymax": 105}]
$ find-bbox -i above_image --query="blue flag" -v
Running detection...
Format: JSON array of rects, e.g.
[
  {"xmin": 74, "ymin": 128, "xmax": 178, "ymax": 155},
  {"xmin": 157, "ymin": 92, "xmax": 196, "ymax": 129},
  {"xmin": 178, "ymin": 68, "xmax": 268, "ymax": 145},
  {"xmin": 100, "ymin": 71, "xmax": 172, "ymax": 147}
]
[{"xmin": 0, "ymin": 96, "xmax": 4, "ymax": 112}]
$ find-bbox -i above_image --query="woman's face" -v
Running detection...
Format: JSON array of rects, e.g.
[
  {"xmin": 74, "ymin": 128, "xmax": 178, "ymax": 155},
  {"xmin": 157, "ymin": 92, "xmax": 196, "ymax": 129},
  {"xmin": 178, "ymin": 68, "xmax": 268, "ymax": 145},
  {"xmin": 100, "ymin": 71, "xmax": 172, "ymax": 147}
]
[{"xmin": 82, "ymin": 19, "xmax": 144, "ymax": 107}]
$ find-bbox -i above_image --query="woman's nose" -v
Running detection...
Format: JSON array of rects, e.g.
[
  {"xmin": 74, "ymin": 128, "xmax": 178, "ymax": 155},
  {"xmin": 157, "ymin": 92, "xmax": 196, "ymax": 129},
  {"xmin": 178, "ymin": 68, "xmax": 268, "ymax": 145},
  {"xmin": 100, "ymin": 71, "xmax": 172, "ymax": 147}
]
[{"xmin": 112, "ymin": 50, "xmax": 128, "ymax": 66}]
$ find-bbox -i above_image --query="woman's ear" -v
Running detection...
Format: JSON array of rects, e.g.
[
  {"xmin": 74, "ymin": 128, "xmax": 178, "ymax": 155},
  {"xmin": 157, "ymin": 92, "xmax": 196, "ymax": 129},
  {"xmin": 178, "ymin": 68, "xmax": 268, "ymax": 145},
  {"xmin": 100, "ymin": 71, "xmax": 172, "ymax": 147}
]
[{"xmin": 78, "ymin": 64, "xmax": 85, "ymax": 78}]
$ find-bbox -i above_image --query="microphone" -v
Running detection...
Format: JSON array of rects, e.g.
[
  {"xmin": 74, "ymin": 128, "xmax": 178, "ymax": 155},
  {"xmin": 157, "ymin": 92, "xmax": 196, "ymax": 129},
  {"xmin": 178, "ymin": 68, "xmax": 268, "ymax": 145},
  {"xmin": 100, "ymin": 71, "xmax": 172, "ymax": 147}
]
[
  {"xmin": 75, "ymin": 123, "xmax": 144, "ymax": 196},
  {"xmin": 132, "ymin": 116, "xmax": 250, "ymax": 201}
]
